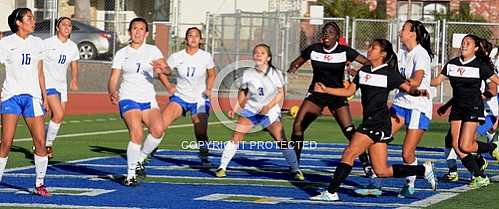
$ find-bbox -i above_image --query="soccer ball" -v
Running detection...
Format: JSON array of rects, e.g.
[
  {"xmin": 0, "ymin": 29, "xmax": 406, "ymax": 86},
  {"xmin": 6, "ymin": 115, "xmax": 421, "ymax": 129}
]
[{"xmin": 289, "ymin": 105, "xmax": 300, "ymax": 118}]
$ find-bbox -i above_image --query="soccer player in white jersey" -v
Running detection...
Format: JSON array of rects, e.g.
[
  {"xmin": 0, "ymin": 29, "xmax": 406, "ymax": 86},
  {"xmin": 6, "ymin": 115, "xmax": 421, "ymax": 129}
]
[
  {"xmin": 0, "ymin": 8, "xmax": 50, "ymax": 196},
  {"xmin": 43, "ymin": 17, "xmax": 80, "ymax": 159},
  {"xmin": 158, "ymin": 27, "xmax": 216, "ymax": 167},
  {"xmin": 432, "ymin": 34, "xmax": 499, "ymax": 189},
  {"xmin": 214, "ymin": 44, "xmax": 303, "ymax": 180},
  {"xmin": 108, "ymin": 17, "xmax": 166, "ymax": 186}
]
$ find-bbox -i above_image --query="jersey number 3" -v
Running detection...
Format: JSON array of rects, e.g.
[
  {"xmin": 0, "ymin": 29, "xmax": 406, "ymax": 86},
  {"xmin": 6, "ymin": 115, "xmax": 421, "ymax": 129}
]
[{"xmin": 258, "ymin": 87, "xmax": 264, "ymax": 96}]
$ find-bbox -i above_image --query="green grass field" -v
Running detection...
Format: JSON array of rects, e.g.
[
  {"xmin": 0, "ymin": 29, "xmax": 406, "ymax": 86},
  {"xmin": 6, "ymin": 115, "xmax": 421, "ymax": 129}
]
[{"xmin": 3, "ymin": 113, "xmax": 499, "ymax": 208}]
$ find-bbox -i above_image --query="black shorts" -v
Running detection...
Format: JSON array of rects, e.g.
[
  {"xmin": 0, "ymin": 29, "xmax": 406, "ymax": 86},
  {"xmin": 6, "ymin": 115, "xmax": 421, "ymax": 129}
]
[
  {"xmin": 449, "ymin": 105, "xmax": 485, "ymax": 123},
  {"xmin": 304, "ymin": 92, "xmax": 348, "ymax": 110},
  {"xmin": 357, "ymin": 124, "xmax": 394, "ymax": 144}
]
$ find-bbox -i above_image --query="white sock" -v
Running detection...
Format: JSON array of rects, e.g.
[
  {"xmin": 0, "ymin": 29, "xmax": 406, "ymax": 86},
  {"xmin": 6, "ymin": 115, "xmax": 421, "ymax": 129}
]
[
  {"xmin": 281, "ymin": 147, "xmax": 299, "ymax": 172},
  {"xmin": 139, "ymin": 134, "xmax": 162, "ymax": 163},
  {"xmin": 444, "ymin": 148, "xmax": 458, "ymax": 172},
  {"xmin": 487, "ymin": 132, "xmax": 496, "ymax": 144},
  {"xmin": 127, "ymin": 142, "xmax": 141, "ymax": 179},
  {"xmin": 405, "ymin": 158, "xmax": 417, "ymax": 187},
  {"xmin": 45, "ymin": 121, "xmax": 61, "ymax": 147},
  {"xmin": 0, "ymin": 157, "xmax": 8, "ymax": 183},
  {"xmin": 34, "ymin": 155, "xmax": 48, "ymax": 187},
  {"xmin": 219, "ymin": 141, "xmax": 238, "ymax": 170}
]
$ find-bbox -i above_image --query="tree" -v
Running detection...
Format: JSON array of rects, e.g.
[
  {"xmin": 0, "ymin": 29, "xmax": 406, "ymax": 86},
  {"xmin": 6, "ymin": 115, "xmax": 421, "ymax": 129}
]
[
  {"xmin": 317, "ymin": 0, "xmax": 385, "ymax": 19},
  {"xmin": 74, "ymin": 0, "xmax": 91, "ymax": 24}
]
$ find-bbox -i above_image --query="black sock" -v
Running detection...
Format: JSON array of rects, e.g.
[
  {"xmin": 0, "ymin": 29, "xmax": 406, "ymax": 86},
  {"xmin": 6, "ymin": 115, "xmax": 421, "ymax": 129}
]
[
  {"xmin": 475, "ymin": 154, "xmax": 486, "ymax": 170},
  {"xmin": 291, "ymin": 134, "xmax": 304, "ymax": 162},
  {"xmin": 461, "ymin": 154, "xmax": 482, "ymax": 177},
  {"xmin": 327, "ymin": 163, "xmax": 352, "ymax": 194},
  {"xmin": 392, "ymin": 164, "xmax": 425, "ymax": 178},
  {"xmin": 476, "ymin": 141, "xmax": 495, "ymax": 153}
]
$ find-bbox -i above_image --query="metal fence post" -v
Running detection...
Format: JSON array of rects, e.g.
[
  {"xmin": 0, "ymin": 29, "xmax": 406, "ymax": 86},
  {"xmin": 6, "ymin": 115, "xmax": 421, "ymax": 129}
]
[
  {"xmin": 351, "ymin": 18, "xmax": 356, "ymax": 49},
  {"xmin": 440, "ymin": 19, "xmax": 447, "ymax": 103},
  {"xmin": 345, "ymin": 16, "xmax": 350, "ymax": 45}
]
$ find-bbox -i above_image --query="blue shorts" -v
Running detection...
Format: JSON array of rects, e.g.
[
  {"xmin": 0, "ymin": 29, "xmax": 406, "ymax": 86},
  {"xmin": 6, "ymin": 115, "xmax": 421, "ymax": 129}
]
[
  {"xmin": 118, "ymin": 99, "xmax": 158, "ymax": 118},
  {"xmin": 0, "ymin": 94, "xmax": 45, "ymax": 117},
  {"xmin": 47, "ymin": 88, "xmax": 67, "ymax": 102},
  {"xmin": 240, "ymin": 106, "xmax": 281, "ymax": 128},
  {"xmin": 390, "ymin": 105, "xmax": 430, "ymax": 130},
  {"xmin": 477, "ymin": 115, "xmax": 496, "ymax": 136},
  {"xmin": 169, "ymin": 95, "xmax": 210, "ymax": 116}
]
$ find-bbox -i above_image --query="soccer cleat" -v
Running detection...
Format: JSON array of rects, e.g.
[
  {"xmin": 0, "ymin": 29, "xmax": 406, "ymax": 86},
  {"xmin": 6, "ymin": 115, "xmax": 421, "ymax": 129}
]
[
  {"xmin": 310, "ymin": 191, "xmax": 339, "ymax": 201},
  {"xmin": 123, "ymin": 177, "xmax": 139, "ymax": 187},
  {"xmin": 470, "ymin": 176, "xmax": 490, "ymax": 189},
  {"xmin": 136, "ymin": 162, "xmax": 146, "ymax": 179},
  {"xmin": 46, "ymin": 146, "xmax": 54, "ymax": 159},
  {"xmin": 441, "ymin": 172, "xmax": 459, "ymax": 182},
  {"xmin": 215, "ymin": 168, "xmax": 226, "ymax": 177},
  {"xmin": 490, "ymin": 141, "xmax": 499, "ymax": 162},
  {"xmin": 354, "ymin": 184, "xmax": 382, "ymax": 197},
  {"xmin": 34, "ymin": 185, "xmax": 50, "ymax": 197},
  {"xmin": 293, "ymin": 170, "xmax": 305, "ymax": 181},
  {"xmin": 423, "ymin": 161, "xmax": 437, "ymax": 191},
  {"xmin": 398, "ymin": 185, "xmax": 416, "ymax": 198}
]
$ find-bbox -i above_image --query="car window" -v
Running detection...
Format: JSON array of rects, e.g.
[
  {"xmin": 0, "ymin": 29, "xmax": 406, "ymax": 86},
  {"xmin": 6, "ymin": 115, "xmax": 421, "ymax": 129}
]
[{"xmin": 35, "ymin": 22, "xmax": 50, "ymax": 33}]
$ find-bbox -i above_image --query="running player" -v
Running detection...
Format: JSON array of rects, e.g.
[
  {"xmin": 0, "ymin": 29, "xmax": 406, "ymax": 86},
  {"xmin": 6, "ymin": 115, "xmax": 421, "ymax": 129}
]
[
  {"xmin": 43, "ymin": 17, "xmax": 80, "ymax": 159},
  {"xmin": 431, "ymin": 34, "xmax": 499, "ymax": 189},
  {"xmin": 310, "ymin": 39, "xmax": 436, "ymax": 201},
  {"xmin": 158, "ymin": 27, "xmax": 216, "ymax": 167},
  {"xmin": 0, "ymin": 8, "xmax": 50, "ymax": 196},
  {"xmin": 108, "ymin": 17, "xmax": 166, "ymax": 186},
  {"xmin": 287, "ymin": 21, "xmax": 370, "ymax": 172},
  {"xmin": 215, "ymin": 44, "xmax": 303, "ymax": 180}
]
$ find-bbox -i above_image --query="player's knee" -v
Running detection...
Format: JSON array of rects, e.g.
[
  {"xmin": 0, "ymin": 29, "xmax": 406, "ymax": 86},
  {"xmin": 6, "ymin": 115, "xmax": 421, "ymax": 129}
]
[
  {"xmin": 459, "ymin": 143, "xmax": 474, "ymax": 154},
  {"xmin": 52, "ymin": 114, "xmax": 64, "ymax": 124},
  {"xmin": 402, "ymin": 152, "xmax": 416, "ymax": 164},
  {"xmin": 343, "ymin": 125, "xmax": 355, "ymax": 140},
  {"xmin": 150, "ymin": 126, "xmax": 163, "ymax": 139}
]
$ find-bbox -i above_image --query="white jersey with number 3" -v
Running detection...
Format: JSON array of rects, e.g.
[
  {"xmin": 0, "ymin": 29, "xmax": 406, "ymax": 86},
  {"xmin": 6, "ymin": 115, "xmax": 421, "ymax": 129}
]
[
  {"xmin": 0, "ymin": 34, "xmax": 44, "ymax": 101},
  {"xmin": 43, "ymin": 36, "xmax": 79, "ymax": 91},
  {"xmin": 167, "ymin": 49, "xmax": 215, "ymax": 103},
  {"xmin": 112, "ymin": 43, "xmax": 163, "ymax": 102},
  {"xmin": 241, "ymin": 67, "xmax": 284, "ymax": 113}
]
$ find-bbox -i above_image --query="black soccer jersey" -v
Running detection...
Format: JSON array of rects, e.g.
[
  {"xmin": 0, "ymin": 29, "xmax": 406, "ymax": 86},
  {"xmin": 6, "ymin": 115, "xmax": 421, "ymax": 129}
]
[
  {"xmin": 353, "ymin": 64, "xmax": 405, "ymax": 128},
  {"xmin": 441, "ymin": 57, "xmax": 494, "ymax": 108},
  {"xmin": 301, "ymin": 43, "xmax": 360, "ymax": 92}
]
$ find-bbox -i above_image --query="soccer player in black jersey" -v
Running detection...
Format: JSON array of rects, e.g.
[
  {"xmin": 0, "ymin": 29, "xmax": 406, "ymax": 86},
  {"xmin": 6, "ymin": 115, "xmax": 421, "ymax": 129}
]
[
  {"xmin": 309, "ymin": 39, "xmax": 436, "ymax": 201},
  {"xmin": 287, "ymin": 21, "xmax": 370, "ymax": 173},
  {"xmin": 431, "ymin": 34, "xmax": 499, "ymax": 189}
]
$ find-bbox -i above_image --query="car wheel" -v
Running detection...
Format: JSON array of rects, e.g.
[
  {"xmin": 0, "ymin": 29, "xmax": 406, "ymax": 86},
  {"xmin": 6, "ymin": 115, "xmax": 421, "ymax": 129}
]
[{"xmin": 78, "ymin": 42, "xmax": 97, "ymax": 60}]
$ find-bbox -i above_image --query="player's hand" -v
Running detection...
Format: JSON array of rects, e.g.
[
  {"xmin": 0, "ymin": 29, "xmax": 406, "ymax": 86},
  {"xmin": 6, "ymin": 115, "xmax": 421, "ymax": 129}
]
[
  {"xmin": 69, "ymin": 79, "xmax": 79, "ymax": 91},
  {"xmin": 109, "ymin": 91, "xmax": 119, "ymax": 105},
  {"xmin": 203, "ymin": 89, "xmax": 212, "ymax": 100},
  {"xmin": 314, "ymin": 82, "xmax": 326, "ymax": 93},
  {"xmin": 167, "ymin": 85, "xmax": 176, "ymax": 95},
  {"xmin": 228, "ymin": 110, "xmax": 235, "ymax": 119},
  {"xmin": 259, "ymin": 105, "xmax": 271, "ymax": 115},
  {"xmin": 151, "ymin": 59, "xmax": 168, "ymax": 74},
  {"xmin": 42, "ymin": 96, "xmax": 48, "ymax": 111}
]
